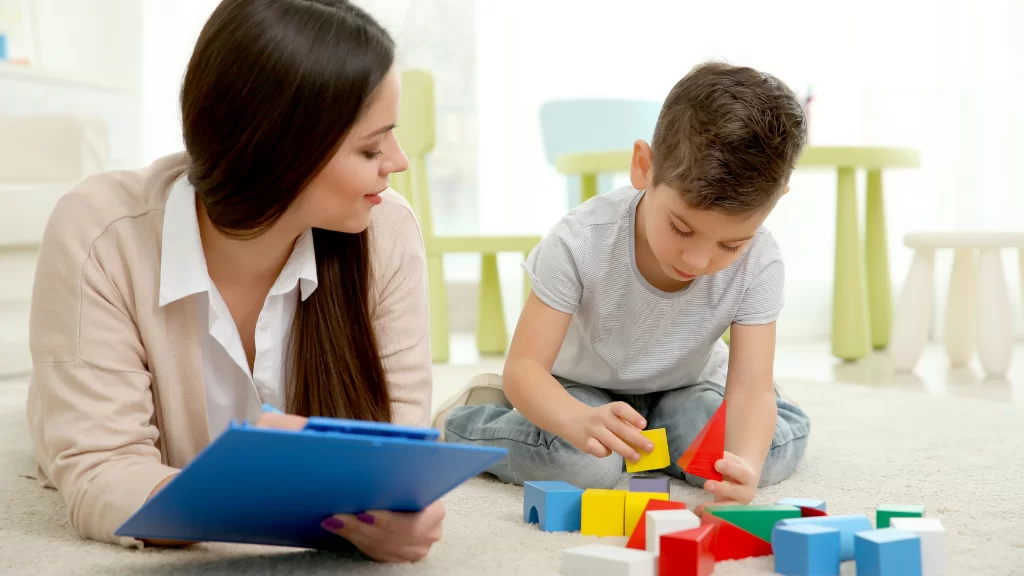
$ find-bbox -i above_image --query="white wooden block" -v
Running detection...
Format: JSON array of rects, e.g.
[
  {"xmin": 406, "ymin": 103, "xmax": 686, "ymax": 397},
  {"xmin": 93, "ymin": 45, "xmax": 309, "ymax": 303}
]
[
  {"xmin": 645, "ymin": 509, "xmax": 700, "ymax": 555},
  {"xmin": 890, "ymin": 517, "xmax": 946, "ymax": 576},
  {"xmin": 560, "ymin": 544, "xmax": 657, "ymax": 576}
]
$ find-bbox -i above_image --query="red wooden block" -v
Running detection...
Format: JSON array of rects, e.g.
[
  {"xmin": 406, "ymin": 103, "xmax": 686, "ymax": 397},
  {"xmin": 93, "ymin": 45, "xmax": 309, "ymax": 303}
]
[
  {"xmin": 677, "ymin": 400, "xmax": 726, "ymax": 481},
  {"xmin": 625, "ymin": 499, "xmax": 687, "ymax": 550},
  {"xmin": 799, "ymin": 506, "xmax": 829, "ymax": 517},
  {"xmin": 660, "ymin": 524, "xmax": 716, "ymax": 576},
  {"xmin": 700, "ymin": 510, "xmax": 772, "ymax": 560}
]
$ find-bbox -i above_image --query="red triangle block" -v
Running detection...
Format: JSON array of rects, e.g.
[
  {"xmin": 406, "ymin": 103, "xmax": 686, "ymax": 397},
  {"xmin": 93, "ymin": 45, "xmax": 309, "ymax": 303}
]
[
  {"xmin": 700, "ymin": 510, "xmax": 772, "ymax": 560},
  {"xmin": 677, "ymin": 400, "xmax": 726, "ymax": 481},
  {"xmin": 800, "ymin": 506, "xmax": 829, "ymax": 517},
  {"xmin": 626, "ymin": 500, "xmax": 687, "ymax": 550}
]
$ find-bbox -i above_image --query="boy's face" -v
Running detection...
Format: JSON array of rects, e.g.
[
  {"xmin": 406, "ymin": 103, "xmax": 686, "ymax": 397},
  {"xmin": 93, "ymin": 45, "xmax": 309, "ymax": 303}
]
[
  {"xmin": 641, "ymin": 185, "xmax": 772, "ymax": 282},
  {"xmin": 629, "ymin": 140, "xmax": 781, "ymax": 285}
]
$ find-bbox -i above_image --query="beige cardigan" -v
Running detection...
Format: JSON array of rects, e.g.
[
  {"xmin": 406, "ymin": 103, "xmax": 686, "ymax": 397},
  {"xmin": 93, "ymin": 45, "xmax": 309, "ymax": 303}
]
[{"xmin": 26, "ymin": 153, "xmax": 432, "ymax": 546}]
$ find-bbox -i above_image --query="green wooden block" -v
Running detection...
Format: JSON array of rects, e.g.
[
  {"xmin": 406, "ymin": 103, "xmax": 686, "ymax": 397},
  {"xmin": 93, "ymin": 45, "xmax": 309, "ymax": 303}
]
[
  {"xmin": 876, "ymin": 504, "xmax": 925, "ymax": 528},
  {"xmin": 706, "ymin": 504, "xmax": 801, "ymax": 542}
]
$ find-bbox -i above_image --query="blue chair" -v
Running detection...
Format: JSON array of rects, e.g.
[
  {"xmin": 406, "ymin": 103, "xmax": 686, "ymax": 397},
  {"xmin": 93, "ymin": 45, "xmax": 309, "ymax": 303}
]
[{"xmin": 538, "ymin": 99, "xmax": 661, "ymax": 206}]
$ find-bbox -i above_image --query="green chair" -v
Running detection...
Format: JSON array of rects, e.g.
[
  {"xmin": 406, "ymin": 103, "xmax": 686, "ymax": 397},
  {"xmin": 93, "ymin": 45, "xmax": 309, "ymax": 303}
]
[{"xmin": 392, "ymin": 70, "xmax": 541, "ymax": 363}]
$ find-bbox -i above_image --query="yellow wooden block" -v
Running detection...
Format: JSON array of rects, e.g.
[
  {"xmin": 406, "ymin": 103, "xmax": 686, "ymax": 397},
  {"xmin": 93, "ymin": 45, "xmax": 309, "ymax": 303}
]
[
  {"xmin": 624, "ymin": 491, "xmax": 670, "ymax": 536},
  {"xmin": 581, "ymin": 489, "xmax": 627, "ymax": 536},
  {"xmin": 625, "ymin": 428, "xmax": 670, "ymax": 473}
]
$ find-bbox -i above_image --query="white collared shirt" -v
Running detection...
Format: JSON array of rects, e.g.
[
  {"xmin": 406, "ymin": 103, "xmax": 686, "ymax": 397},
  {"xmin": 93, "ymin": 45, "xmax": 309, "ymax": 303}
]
[{"xmin": 158, "ymin": 176, "xmax": 318, "ymax": 438}]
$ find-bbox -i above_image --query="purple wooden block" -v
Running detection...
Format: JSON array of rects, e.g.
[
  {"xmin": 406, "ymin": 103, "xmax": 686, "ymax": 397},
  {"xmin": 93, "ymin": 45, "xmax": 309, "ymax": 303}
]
[{"xmin": 629, "ymin": 475, "xmax": 669, "ymax": 494}]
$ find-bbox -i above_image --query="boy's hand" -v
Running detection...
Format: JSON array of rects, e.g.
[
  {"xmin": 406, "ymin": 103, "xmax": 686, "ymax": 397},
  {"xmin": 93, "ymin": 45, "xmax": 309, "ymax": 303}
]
[
  {"xmin": 701, "ymin": 451, "xmax": 758, "ymax": 506},
  {"xmin": 565, "ymin": 402, "xmax": 652, "ymax": 462}
]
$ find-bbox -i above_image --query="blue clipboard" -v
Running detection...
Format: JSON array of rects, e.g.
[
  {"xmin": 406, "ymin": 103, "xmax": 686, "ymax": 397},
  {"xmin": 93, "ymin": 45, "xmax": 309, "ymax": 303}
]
[{"xmin": 115, "ymin": 416, "xmax": 507, "ymax": 549}]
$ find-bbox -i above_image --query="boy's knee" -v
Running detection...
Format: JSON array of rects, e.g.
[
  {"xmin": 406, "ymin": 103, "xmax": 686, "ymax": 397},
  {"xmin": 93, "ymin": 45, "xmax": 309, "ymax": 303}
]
[{"xmin": 759, "ymin": 432, "xmax": 809, "ymax": 487}]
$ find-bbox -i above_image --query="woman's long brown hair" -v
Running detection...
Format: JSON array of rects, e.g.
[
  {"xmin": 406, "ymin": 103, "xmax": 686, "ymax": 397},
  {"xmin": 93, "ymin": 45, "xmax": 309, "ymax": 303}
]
[{"xmin": 180, "ymin": 0, "xmax": 393, "ymax": 422}]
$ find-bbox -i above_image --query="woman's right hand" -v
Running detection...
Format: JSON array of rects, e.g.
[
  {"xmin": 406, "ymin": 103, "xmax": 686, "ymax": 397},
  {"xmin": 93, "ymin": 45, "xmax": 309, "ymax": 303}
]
[
  {"xmin": 565, "ymin": 402, "xmax": 653, "ymax": 462},
  {"xmin": 321, "ymin": 500, "xmax": 446, "ymax": 563}
]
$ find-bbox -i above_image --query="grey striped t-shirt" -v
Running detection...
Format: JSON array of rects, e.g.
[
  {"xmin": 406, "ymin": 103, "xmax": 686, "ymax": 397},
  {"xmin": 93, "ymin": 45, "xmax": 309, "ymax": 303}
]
[{"xmin": 523, "ymin": 186, "xmax": 784, "ymax": 393}]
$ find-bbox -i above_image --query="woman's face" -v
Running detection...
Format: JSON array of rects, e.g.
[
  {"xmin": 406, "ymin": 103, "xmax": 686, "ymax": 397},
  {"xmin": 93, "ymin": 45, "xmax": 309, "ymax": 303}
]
[{"xmin": 293, "ymin": 69, "xmax": 408, "ymax": 234}]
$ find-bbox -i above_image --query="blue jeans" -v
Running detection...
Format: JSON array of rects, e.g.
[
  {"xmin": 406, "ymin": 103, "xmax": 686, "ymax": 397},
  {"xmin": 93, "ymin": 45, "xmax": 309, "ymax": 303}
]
[{"xmin": 444, "ymin": 378, "xmax": 810, "ymax": 490}]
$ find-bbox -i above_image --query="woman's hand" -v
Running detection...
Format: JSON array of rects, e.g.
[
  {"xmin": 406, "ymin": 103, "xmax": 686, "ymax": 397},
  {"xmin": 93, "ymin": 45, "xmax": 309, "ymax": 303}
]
[
  {"xmin": 564, "ymin": 402, "xmax": 652, "ymax": 462},
  {"xmin": 258, "ymin": 411, "xmax": 444, "ymax": 562},
  {"xmin": 322, "ymin": 500, "xmax": 446, "ymax": 563}
]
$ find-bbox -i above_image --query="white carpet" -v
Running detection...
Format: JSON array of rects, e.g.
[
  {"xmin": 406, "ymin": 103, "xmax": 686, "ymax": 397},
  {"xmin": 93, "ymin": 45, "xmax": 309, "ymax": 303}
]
[{"xmin": 2, "ymin": 377, "xmax": 1023, "ymax": 575}]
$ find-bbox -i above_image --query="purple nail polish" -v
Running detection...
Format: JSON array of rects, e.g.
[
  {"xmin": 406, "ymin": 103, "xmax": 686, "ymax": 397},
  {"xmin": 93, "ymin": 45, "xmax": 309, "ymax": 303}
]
[
  {"xmin": 356, "ymin": 513, "xmax": 376, "ymax": 525},
  {"xmin": 321, "ymin": 517, "xmax": 345, "ymax": 532}
]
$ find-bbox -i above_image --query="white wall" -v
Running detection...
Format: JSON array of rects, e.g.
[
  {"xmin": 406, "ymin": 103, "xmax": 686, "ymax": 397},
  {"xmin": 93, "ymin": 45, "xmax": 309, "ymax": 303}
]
[{"xmin": 139, "ymin": 0, "xmax": 220, "ymax": 164}]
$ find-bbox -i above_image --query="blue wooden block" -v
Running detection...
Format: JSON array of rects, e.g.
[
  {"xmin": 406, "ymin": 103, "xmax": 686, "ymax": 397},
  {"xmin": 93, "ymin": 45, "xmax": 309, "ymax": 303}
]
[
  {"xmin": 774, "ymin": 515, "xmax": 872, "ymax": 561},
  {"xmin": 773, "ymin": 524, "xmax": 841, "ymax": 576},
  {"xmin": 854, "ymin": 529, "xmax": 922, "ymax": 576},
  {"xmin": 777, "ymin": 497, "xmax": 827, "ymax": 511},
  {"xmin": 523, "ymin": 480, "xmax": 584, "ymax": 532}
]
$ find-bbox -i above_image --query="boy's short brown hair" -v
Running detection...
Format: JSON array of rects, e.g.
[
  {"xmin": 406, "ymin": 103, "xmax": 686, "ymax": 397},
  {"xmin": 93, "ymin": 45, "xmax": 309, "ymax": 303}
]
[{"xmin": 651, "ymin": 61, "xmax": 807, "ymax": 214}]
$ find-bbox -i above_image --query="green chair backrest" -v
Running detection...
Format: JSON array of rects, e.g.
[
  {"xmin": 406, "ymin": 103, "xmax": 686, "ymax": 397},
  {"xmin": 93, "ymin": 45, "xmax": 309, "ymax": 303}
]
[{"xmin": 393, "ymin": 69, "xmax": 437, "ymax": 239}]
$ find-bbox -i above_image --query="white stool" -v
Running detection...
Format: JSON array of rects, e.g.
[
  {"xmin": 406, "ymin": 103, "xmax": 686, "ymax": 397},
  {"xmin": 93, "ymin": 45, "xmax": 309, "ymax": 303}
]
[{"xmin": 890, "ymin": 233, "xmax": 1023, "ymax": 378}]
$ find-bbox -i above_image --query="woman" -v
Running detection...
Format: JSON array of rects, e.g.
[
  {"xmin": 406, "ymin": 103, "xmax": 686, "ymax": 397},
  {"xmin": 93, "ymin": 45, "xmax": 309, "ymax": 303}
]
[{"xmin": 26, "ymin": 0, "xmax": 442, "ymax": 562}]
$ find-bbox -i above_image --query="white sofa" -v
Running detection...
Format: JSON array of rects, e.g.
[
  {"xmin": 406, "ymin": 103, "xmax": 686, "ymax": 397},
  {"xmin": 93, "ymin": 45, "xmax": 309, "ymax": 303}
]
[{"xmin": 0, "ymin": 115, "xmax": 109, "ymax": 377}]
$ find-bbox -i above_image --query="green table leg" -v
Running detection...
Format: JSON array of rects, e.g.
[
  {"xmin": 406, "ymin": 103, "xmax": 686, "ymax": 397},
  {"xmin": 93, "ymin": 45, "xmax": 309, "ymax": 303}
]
[
  {"xmin": 865, "ymin": 169, "xmax": 892, "ymax": 350},
  {"xmin": 832, "ymin": 167, "xmax": 871, "ymax": 361},
  {"xmin": 580, "ymin": 173, "xmax": 598, "ymax": 204},
  {"xmin": 477, "ymin": 253, "xmax": 508, "ymax": 355},
  {"xmin": 427, "ymin": 254, "xmax": 450, "ymax": 363}
]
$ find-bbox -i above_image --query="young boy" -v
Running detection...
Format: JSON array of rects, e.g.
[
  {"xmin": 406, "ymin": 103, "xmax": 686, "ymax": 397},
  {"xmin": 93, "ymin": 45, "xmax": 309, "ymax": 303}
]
[{"xmin": 432, "ymin": 62, "xmax": 810, "ymax": 506}]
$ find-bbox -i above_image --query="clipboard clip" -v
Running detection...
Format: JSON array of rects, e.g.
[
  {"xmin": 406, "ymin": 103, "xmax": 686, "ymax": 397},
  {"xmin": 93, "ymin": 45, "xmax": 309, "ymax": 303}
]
[{"xmin": 303, "ymin": 416, "xmax": 440, "ymax": 442}]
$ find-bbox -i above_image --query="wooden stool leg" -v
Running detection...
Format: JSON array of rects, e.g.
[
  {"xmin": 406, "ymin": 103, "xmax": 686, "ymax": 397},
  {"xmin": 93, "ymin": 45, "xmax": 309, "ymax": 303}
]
[
  {"xmin": 865, "ymin": 169, "xmax": 893, "ymax": 350},
  {"xmin": 832, "ymin": 167, "xmax": 871, "ymax": 361},
  {"xmin": 427, "ymin": 254, "xmax": 450, "ymax": 363},
  {"xmin": 976, "ymin": 248, "xmax": 1012, "ymax": 377},
  {"xmin": 890, "ymin": 248, "xmax": 934, "ymax": 372},
  {"xmin": 477, "ymin": 253, "xmax": 508, "ymax": 356},
  {"xmin": 945, "ymin": 248, "xmax": 976, "ymax": 366}
]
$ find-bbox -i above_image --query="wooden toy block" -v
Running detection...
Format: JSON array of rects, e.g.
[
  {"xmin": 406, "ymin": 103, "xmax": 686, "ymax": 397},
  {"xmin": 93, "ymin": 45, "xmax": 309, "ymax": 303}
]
[
  {"xmin": 660, "ymin": 524, "xmax": 716, "ymax": 576},
  {"xmin": 677, "ymin": 400, "xmax": 726, "ymax": 480},
  {"xmin": 625, "ymin": 428, "xmax": 670, "ymax": 473},
  {"xmin": 625, "ymin": 492, "xmax": 669, "ymax": 536},
  {"xmin": 705, "ymin": 504, "xmax": 800, "ymax": 542},
  {"xmin": 777, "ymin": 497, "xmax": 827, "ymax": 512},
  {"xmin": 772, "ymin": 523, "xmax": 841, "ymax": 576},
  {"xmin": 560, "ymin": 543, "xmax": 656, "ymax": 576},
  {"xmin": 523, "ymin": 481, "xmax": 584, "ymax": 532},
  {"xmin": 645, "ymin": 509, "xmax": 700, "ymax": 555},
  {"xmin": 890, "ymin": 518, "xmax": 946, "ymax": 576},
  {"xmin": 799, "ymin": 506, "xmax": 829, "ymax": 518},
  {"xmin": 700, "ymin": 510, "xmax": 772, "ymax": 560},
  {"xmin": 876, "ymin": 504, "xmax": 925, "ymax": 528},
  {"xmin": 854, "ymin": 528, "xmax": 923, "ymax": 576},
  {"xmin": 774, "ymin": 515, "xmax": 873, "ymax": 562},
  {"xmin": 626, "ymin": 499, "xmax": 686, "ymax": 550},
  {"xmin": 581, "ymin": 489, "xmax": 627, "ymax": 537},
  {"xmin": 629, "ymin": 474, "xmax": 670, "ymax": 494}
]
